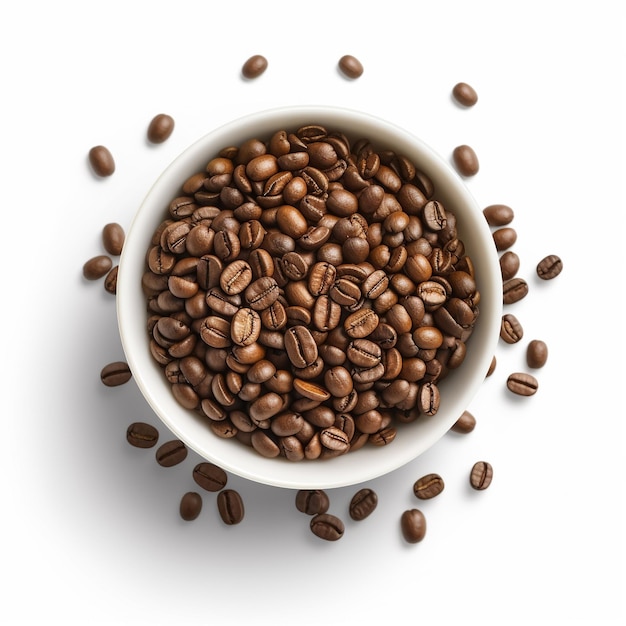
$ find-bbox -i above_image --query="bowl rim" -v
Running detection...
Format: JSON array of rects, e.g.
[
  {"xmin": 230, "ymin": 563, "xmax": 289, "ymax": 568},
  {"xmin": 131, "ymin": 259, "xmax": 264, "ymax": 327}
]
[{"xmin": 117, "ymin": 104, "xmax": 502, "ymax": 490}]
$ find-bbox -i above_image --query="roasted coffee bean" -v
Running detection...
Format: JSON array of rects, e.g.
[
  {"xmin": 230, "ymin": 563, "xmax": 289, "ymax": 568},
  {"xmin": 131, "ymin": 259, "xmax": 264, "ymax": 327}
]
[
  {"xmin": 126, "ymin": 422, "xmax": 159, "ymax": 448},
  {"xmin": 452, "ymin": 145, "xmax": 479, "ymax": 176},
  {"xmin": 310, "ymin": 513, "xmax": 344, "ymax": 541},
  {"xmin": 285, "ymin": 325, "xmax": 318, "ymax": 368},
  {"xmin": 88, "ymin": 145, "xmax": 115, "ymax": 177},
  {"xmin": 486, "ymin": 355, "xmax": 497, "ymax": 377},
  {"xmin": 503, "ymin": 277, "xmax": 529, "ymax": 304},
  {"xmin": 217, "ymin": 489, "xmax": 245, "ymax": 525},
  {"xmin": 470, "ymin": 461, "xmax": 493, "ymax": 490},
  {"xmin": 492, "ymin": 227, "xmax": 517, "ymax": 251},
  {"xmin": 500, "ymin": 250, "xmax": 520, "ymax": 281},
  {"xmin": 536, "ymin": 254, "xmax": 563, "ymax": 280},
  {"xmin": 483, "ymin": 204, "xmax": 514, "ymax": 226},
  {"xmin": 180, "ymin": 492, "xmax": 202, "ymax": 521},
  {"xmin": 231, "ymin": 307, "xmax": 261, "ymax": 346},
  {"xmin": 102, "ymin": 222, "xmax": 125, "ymax": 255},
  {"xmin": 413, "ymin": 473, "xmax": 445, "ymax": 500},
  {"xmin": 100, "ymin": 361, "xmax": 132, "ymax": 386},
  {"xmin": 147, "ymin": 113, "xmax": 175, "ymax": 143},
  {"xmin": 344, "ymin": 309, "xmax": 379, "ymax": 338},
  {"xmin": 452, "ymin": 82, "xmax": 478, "ymax": 107},
  {"xmin": 338, "ymin": 54, "xmax": 364, "ymax": 79},
  {"xmin": 241, "ymin": 54, "xmax": 268, "ymax": 79},
  {"xmin": 83, "ymin": 255, "xmax": 113, "ymax": 280},
  {"xmin": 451, "ymin": 410, "xmax": 476, "ymax": 433},
  {"xmin": 324, "ymin": 366, "xmax": 353, "ymax": 397},
  {"xmin": 155, "ymin": 439, "xmax": 188, "ymax": 467},
  {"xmin": 400, "ymin": 509, "xmax": 427, "ymax": 543},
  {"xmin": 527, "ymin": 339, "xmax": 548, "ymax": 368},
  {"xmin": 192, "ymin": 462, "xmax": 228, "ymax": 492},
  {"xmin": 500, "ymin": 313, "xmax": 524, "ymax": 344},
  {"xmin": 104, "ymin": 265, "xmax": 118, "ymax": 294},
  {"xmin": 507, "ymin": 372, "xmax": 539, "ymax": 396},
  {"xmin": 295, "ymin": 489, "xmax": 330, "ymax": 515},
  {"xmin": 349, "ymin": 488, "xmax": 378, "ymax": 521},
  {"xmin": 245, "ymin": 276, "xmax": 280, "ymax": 310}
]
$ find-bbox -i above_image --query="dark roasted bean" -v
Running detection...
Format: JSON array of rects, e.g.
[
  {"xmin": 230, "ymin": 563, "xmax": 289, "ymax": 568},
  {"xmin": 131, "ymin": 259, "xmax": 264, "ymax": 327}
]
[
  {"xmin": 470, "ymin": 461, "xmax": 493, "ymax": 490},
  {"xmin": 217, "ymin": 489, "xmax": 245, "ymax": 524},
  {"xmin": 536, "ymin": 254, "xmax": 563, "ymax": 280},
  {"xmin": 100, "ymin": 361, "xmax": 132, "ymax": 386},
  {"xmin": 295, "ymin": 489, "xmax": 330, "ymax": 515},
  {"xmin": 126, "ymin": 422, "xmax": 159, "ymax": 448},
  {"xmin": 413, "ymin": 473, "xmax": 445, "ymax": 500},
  {"xmin": 310, "ymin": 513, "xmax": 344, "ymax": 541},
  {"xmin": 400, "ymin": 509, "xmax": 427, "ymax": 543}
]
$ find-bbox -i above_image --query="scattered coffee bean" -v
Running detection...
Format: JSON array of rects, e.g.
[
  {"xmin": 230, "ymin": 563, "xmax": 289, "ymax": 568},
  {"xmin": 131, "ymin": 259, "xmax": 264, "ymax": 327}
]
[
  {"xmin": 400, "ymin": 509, "xmax": 427, "ymax": 543},
  {"xmin": 179, "ymin": 491, "xmax": 203, "ymax": 521},
  {"xmin": 413, "ymin": 473, "xmax": 445, "ymax": 500},
  {"xmin": 310, "ymin": 513, "xmax": 344, "ymax": 541},
  {"xmin": 526, "ymin": 339, "xmax": 548, "ymax": 369},
  {"xmin": 469, "ymin": 461, "xmax": 493, "ymax": 490},
  {"xmin": 452, "ymin": 144, "xmax": 479, "ymax": 176},
  {"xmin": 217, "ymin": 489, "xmax": 245, "ymax": 525},
  {"xmin": 192, "ymin": 462, "xmax": 228, "ymax": 492},
  {"xmin": 83, "ymin": 254, "xmax": 113, "ymax": 280},
  {"xmin": 536, "ymin": 254, "xmax": 563, "ymax": 280},
  {"xmin": 241, "ymin": 54, "xmax": 268, "ymax": 79},
  {"xmin": 126, "ymin": 422, "xmax": 159, "ymax": 448},
  {"xmin": 452, "ymin": 82, "xmax": 478, "ymax": 107},
  {"xmin": 492, "ymin": 227, "xmax": 517, "ymax": 251},
  {"xmin": 104, "ymin": 265, "xmax": 118, "ymax": 294},
  {"xmin": 499, "ymin": 250, "xmax": 520, "ymax": 281},
  {"xmin": 503, "ymin": 277, "xmax": 529, "ymax": 304},
  {"xmin": 451, "ymin": 410, "xmax": 476, "ymax": 433},
  {"xmin": 295, "ymin": 489, "xmax": 330, "ymax": 515},
  {"xmin": 348, "ymin": 488, "xmax": 378, "ymax": 520},
  {"xmin": 483, "ymin": 204, "xmax": 514, "ymax": 226},
  {"xmin": 338, "ymin": 54, "xmax": 364, "ymax": 79},
  {"xmin": 500, "ymin": 313, "xmax": 524, "ymax": 344},
  {"xmin": 100, "ymin": 360, "xmax": 132, "ymax": 387},
  {"xmin": 486, "ymin": 355, "xmax": 497, "ymax": 377},
  {"xmin": 147, "ymin": 114, "xmax": 175, "ymax": 144},
  {"xmin": 102, "ymin": 222, "xmax": 125, "ymax": 255},
  {"xmin": 88, "ymin": 145, "xmax": 115, "ymax": 177},
  {"xmin": 507, "ymin": 372, "xmax": 538, "ymax": 396},
  {"xmin": 155, "ymin": 439, "xmax": 188, "ymax": 467}
]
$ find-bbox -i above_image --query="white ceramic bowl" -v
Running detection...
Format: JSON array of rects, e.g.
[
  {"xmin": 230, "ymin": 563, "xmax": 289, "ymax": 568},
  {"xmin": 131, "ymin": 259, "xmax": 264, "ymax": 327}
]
[{"xmin": 117, "ymin": 105, "xmax": 501, "ymax": 490}]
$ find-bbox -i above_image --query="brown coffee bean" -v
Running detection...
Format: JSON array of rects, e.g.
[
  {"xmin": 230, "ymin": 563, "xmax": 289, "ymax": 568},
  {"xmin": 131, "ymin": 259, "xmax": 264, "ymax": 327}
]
[
  {"xmin": 295, "ymin": 489, "xmax": 330, "ymax": 515},
  {"xmin": 452, "ymin": 145, "xmax": 479, "ymax": 176},
  {"xmin": 527, "ymin": 339, "xmax": 548, "ymax": 368},
  {"xmin": 349, "ymin": 488, "xmax": 378, "ymax": 521},
  {"xmin": 217, "ymin": 489, "xmax": 245, "ymax": 525},
  {"xmin": 450, "ymin": 410, "xmax": 476, "ymax": 433},
  {"xmin": 470, "ymin": 461, "xmax": 493, "ymax": 490},
  {"xmin": 100, "ymin": 361, "xmax": 132, "ymax": 387},
  {"xmin": 231, "ymin": 307, "xmax": 261, "ymax": 346},
  {"xmin": 147, "ymin": 113, "xmax": 175, "ymax": 144},
  {"xmin": 324, "ymin": 366, "xmax": 353, "ymax": 397},
  {"xmin": 413, "ymin": 473, "xmax": 445, "ymax": 500},
  {"xmin": 88, "ymin": 145, "xmax": 115, "ymax": 177},
  {"xmin": 192, "ymin": 462, "xmax": 228, "ymax": 492},
  {"xmin": 400, "ymin": 509, "xmax": 427, "ymax": 543},
  {"xmin": 310, "ymin": 513, "xmax": 344, "ymax": 541},
  {"xmin": 241, "ymin": 54, "xmax": 268, "ymax": 79},
  {"xmin": 104, "ymin": 265, "xmax": 118, "ymax": 294},
  {"xmin": 483, "ymin": 204, "xmax": 514, "ymax": 226},
  {"xmin": 102, "ymin": 222, "xmax": 125, "ymax": 255},
  {"xmin": 126, "ymin": 422, "xmax": 159, "ymax": 448},
  {"xmin": 536, "ymin": 254, "xmax": 563, "ymax": 280},
  {"xmin": 503, "ymin": 277, "xmax": 529, "ymax": 304},
  {"xmin": 155, "ymin": 439, "xmax": 188, "ymax": 467},
  {"xmin": 500, "ymin": 313, "xmax": 524, "ymax": 344},
  {"xmin": 285, "ymin": 325, "xmax": 318, "ymax": 368},
  {"xmin": 452, "ymin": 82, "xmax": 478, "ymax": 107},
  {"xmin": 500, "ymin": 250, "xmax": 520, "ymax": 281},
  {"xmin": 338, "ymin": 54, "xmax": 364, "ymax": 79},
  {"xmin": 180, "ymin": 492, "xmax": 202, "ymax": 521},
  {"xmin": 344, "ymin": 309, "xmax": 379, "ymax": 338},
  {"xmin": 492, "ymin": 227, "xmax": 517, "ymax": 251},
  {"xmin": 83, "ymin": 254, "xmax": 113, "ymax": 280},
  {"xmin": 507, "ymin": 372, "xmax": 539, "ymax": 396},
  {"xmin": 486, "ymin": 355, "xmax": 497, "ymax": 377}
]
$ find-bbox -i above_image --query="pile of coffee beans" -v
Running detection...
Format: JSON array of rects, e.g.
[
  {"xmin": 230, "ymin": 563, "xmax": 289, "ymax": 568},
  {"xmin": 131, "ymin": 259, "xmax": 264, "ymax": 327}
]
[{"xmin": 142, "ymin": 122, "xmax": 482, "ymax": 462}]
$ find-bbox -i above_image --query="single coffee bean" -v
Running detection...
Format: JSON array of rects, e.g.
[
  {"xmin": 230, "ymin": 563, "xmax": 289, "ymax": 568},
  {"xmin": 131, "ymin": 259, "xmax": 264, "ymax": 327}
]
[
  {"xmin": 470, "ymin": 461, "xmax": 493, "ymax": 490},
  {"xmin": 102, "ymin": 222, "xmax": 125, "ymax": 255},
  {"xmin": 400, "ymin": 509, "xmax": 427, "ymax": 543},
  {"xmin": 413, "ymin": 473, "xmax": 445, "ymax": 500},
  {"xmin": 295, "ymin": 489, "xmax": 330, "ymax": 515},
  {"xmin": 83, "ymin": 254, "xmax": 113, "ymax": 280},
  {"xmin": 486, "ymin": 355, "xmax": 497, "ymax": 377},
  {"xmin": 499, "ymin": 250, "xmax": 520, "ymax": 281},
  {"xmin": 451, "ymin": 410, "xmax": 476, "ymax": 433},
  {"xmin": 104, "ymin": 265, "xmax": 118, "ymax": 294},
  {"xmin": 507, "ymin": 372, "xmax": 539, "ymax": 396},
  {"xmin": 100, "ymin": 361, "xmax": 132, "ymax": 386},
  {"xmin": 310, "ymin": 513, "xmax": 344, "ymax": 541},
  {"xmin": 147, "ymin": 113, "xmax": 175, "ymax": 144},
  {"xmin": 526, "ymin": 339, "xmax": 548, "ymax": 368},
  {"xmin": 338, "ymin": 54, "xmax": 364, "ymax": 79},
  {"xmin": 88, "ymin": 145, "xmax": 115, "ymax": 177},
  {"xmin": 483, "ymin": 204, "xmax": 514, "ymax": 226},
  {"xmin": 492, "ymin": 227, "xmax": 517, "ymax": 251},
  {"xmin": 217, "ymin": 489, "xmax": 245, "ymax": 525},
  {"xmin": 179, "ymin": 491, "xmax": 202, "ymax": 521},
  {"xmin": 241, "ymin": 54, "xmax": 268, "ymax": 79},
  {"xmin": 192, "ymin": 462, "xmax": 228, "ymax": 492},
  {"xmin": 349, "ymin": 488, "xmax": 378, "ymax": 520},
  {"xmin": 536, "ymin": 254, "xmax": 563, "ymax": 280},
  {"xmin": 126, "ymin": 422, "xmax": 159, "ymax": 448},
  {"xmin": 452, "ymin": 144, "xmax": 479, "ymax": 176},
  {"xmin": 500, "ymin": 313, "xmax": 524, "ymax": 344},
  {"xmin": 503, "ymin": 277, "xmax": 529, "ymax": 304},
  {"xmin": 452, "ymin": 82, "xmax": 478, "ymax": 106},
  {"xmin": 155, "ymin": 439, "xmax": 188, "ymax": 467}
]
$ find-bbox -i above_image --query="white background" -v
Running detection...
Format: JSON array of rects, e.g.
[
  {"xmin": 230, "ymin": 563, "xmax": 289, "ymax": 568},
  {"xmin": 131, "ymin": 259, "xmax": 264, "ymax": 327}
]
[{"xmin": 1, "ymin": 1, "xmax": 624, "ymax": 624}]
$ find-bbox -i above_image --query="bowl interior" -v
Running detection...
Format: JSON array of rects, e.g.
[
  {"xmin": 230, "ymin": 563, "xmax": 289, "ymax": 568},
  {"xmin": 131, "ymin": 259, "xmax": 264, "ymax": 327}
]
[{"xmin": 117, "ymin": 105, "xmax": 502, "ymax": 490}]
